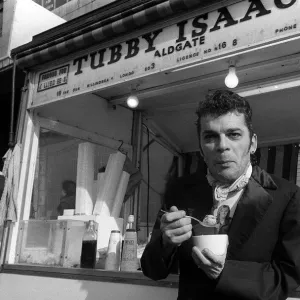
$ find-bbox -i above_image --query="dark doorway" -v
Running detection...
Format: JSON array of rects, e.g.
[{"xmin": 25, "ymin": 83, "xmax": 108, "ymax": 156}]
[{"xmin": 0, "ymin": 66, "xmax": 25, "ymax": 170}]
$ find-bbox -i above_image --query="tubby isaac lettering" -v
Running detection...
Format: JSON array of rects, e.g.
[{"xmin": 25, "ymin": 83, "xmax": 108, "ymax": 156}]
[{"xmin": 72, "ymin": 0, "xmax": 297, "ymax": 76}]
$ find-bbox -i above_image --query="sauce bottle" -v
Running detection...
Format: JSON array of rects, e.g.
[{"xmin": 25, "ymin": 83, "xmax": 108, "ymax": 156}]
[{"xmin": 80, "ymin": 220, "xmax": 97, "ymax": 268}]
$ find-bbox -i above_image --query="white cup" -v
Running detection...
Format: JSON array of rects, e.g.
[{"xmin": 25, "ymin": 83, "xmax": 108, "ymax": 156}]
[{"xmin": 192, "ymin": 234, "xmax": 228, "ymax": 256}]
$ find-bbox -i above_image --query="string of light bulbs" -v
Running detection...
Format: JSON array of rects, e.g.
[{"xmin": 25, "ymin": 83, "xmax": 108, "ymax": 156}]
[{"xmin": 125, "ymin": 64, "xmax": 240, "ymax": 108}]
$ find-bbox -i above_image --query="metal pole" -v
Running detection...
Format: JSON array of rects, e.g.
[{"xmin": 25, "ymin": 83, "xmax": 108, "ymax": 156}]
[
  {"xmin": 0, "ymin": 220, "xmax": 12, "ymax": 270},
  {"xmin": 130, "ymin": 111, "xmax": 143, "ymax": 231},
  {"xmin": 8, "ymin": 57, "xmax": 17, "ymax": 148}
]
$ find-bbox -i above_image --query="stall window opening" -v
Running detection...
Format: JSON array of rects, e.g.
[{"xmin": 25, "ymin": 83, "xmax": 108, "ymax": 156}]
[{"xmin": 14, "ymin": 126, "xmax": 180, "ymax": 271}]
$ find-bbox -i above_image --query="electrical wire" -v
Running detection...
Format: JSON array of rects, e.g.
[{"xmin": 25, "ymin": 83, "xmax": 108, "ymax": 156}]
[
  {"xmin": 146, "ymin": 126, "xmax": 150, "ymax": 238},
  {"xmin": 9, "ymin": 57, "xmax": 17, "ymax": 148},
  {"xmin": 141, "ymin": 178, "xmax": 162, "ymax": 196}
]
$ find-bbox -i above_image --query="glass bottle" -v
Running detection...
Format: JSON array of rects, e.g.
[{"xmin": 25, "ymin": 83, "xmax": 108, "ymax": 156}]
[{"xmin": 80, "ymin": 220, "xmax": 97, "ymax": 268}]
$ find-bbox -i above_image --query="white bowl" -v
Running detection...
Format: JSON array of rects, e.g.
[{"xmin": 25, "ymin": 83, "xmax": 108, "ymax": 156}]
[{"xmin": 192, "ymin": 234, "xmax": 228, "ymax": 255}]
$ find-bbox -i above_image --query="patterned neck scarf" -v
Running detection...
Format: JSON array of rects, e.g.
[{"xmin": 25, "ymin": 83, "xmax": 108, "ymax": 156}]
[{"xmin": 206, "ymin": 163, "xmax": 252, "ymax": 202}]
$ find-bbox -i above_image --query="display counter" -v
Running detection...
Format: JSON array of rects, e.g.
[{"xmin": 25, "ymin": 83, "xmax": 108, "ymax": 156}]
[
  {"xmin": 0, "ymin": 264, "xmax": 178, "ymax": 300},
  {"xmin": 2, "ymin": 263, "xmax": 178, "ymax": 287}
]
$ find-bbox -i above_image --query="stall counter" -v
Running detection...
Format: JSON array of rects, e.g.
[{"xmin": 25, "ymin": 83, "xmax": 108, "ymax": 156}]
[{"xmin": 0, "ymin": 264, "xmax": 178, "ymax": 300}]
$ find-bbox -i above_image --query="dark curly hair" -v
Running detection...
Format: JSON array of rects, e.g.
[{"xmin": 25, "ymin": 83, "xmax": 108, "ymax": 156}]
[
  {"xmin": 62, "ymin": 180, "xmax": 76, "ymax": 196},
  {"xmin": 196, "ymin": 90, "xmax": 254, "ymax": 138},
  {"xmin": 196, "ymin": 90, "xmax": 257, "ymax": 165}
]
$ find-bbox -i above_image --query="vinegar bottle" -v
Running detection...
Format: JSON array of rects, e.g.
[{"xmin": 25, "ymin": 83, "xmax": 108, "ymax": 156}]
[
  {"xmin": 80, "ymin": 220, "xmax": 97, "ymax": 268},
  {"xmin": 120, "ymin": 215, "xmax": 138, "ymax": 272},
  {"xmin": 120, "ymin": 228, "xmax": 138, "ymax": 272}
]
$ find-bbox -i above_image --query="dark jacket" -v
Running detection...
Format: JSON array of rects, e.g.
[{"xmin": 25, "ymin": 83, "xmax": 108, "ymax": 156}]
[
  {"xmin": 57, "ymin": 195, "xmax": 75, "ymax": 216},
  {"xmin": 141, "ymin": 166, "xmax": 300, "ymax": 300}
]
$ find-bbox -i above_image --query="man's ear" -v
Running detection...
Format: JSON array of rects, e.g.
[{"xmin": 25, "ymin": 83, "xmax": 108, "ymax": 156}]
[{"xmin": 250, "ymin": 133, "xmax": 257, "ymax": 154}]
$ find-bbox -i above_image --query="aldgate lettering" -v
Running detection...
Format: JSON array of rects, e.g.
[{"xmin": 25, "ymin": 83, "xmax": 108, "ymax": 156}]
[
  {"xmin": 154, "ymin": 36, "xmax": 205, "ymax": 58},
  {"xmin": 73, "ymin": 30, "xmax": 162, "ymax": 76}
]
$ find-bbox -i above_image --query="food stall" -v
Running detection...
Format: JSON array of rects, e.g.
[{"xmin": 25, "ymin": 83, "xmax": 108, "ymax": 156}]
[{"xmin": 0, "ymin": 0, "xmax": 300, "ymax": 299}]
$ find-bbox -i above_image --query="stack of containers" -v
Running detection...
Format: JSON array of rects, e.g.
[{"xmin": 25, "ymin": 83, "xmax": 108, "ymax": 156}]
[
  {"xmin": 60, "ymin": 145, "xmax": 134, "ymax": 268},
  {"xmin": 75, "ymin": 142, "xmax": 95, "ymax": 215},
  {"xmin": 93, "ymin": 151, "xmax": 129, "ymax": 218}
]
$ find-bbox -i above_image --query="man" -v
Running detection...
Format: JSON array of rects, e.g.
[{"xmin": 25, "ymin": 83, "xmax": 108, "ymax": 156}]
[
  {"xmin": 57, "ymin": 180, "xmax": 76, "ymax": 216},
  {"xmin": 141, "ymin": 90, "xmax": 300, "ymax": 300}
]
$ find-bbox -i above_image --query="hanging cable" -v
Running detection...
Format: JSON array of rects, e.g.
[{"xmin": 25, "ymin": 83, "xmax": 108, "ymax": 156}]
[
  {"xmin": 146, "ymin": 126, "xmax": 150, "ymax": 239},
  {"xmin": 9, "ymin": 57, "xmax": 17, "ymax": 148}
]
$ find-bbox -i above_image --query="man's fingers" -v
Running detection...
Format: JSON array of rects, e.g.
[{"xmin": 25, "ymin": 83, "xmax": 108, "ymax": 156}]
[
  {"xmin": 169, "ymin": 206, "xmax": 179, "ymax": 212},
  {"xmin": 164, "ymin": 224, "xmax": 192, "ymax": 238},
  {"xmin": 192, "ymin": 247, "xmax": 225, "ymax": 280},
  {"xmin": 171, "ymin": 231, "xmax": 192, "ymax": 244},
  {"xmin": 192, "ymin": 246, "xmax": 211, "ymax": 266},
  {"xmin": 164, "ymin": 217, "xmax": 191, "ymax": 230},
  {"xmin": 162, "ymin": 210, "xmax": 187, "ymax": 223},
  {"xmin": 163, "ymin": 230, "xmax": 192, "ymax": 245},
  {"xmin": 202, "ymin": 248, "xmax": 225, "ymax": 266},
  {"xmin": 160, "ymin": 207, "xmax": 193, "ymax": 246}
]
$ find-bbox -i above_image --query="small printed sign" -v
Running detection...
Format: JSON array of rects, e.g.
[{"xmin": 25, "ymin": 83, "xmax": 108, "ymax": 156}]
[{"xmin": 37, "ymin": 65, "xmax": 69, "ymax": 92}]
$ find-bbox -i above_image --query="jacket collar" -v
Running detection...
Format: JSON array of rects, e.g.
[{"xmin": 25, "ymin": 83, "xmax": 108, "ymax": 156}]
[
  {"xmin": 251, "ymin": 165, "xmax": 277, "ymax": 190},
  {"xmin": 227, "ymin": 165, "xmax": 275, "ymax": 256}
]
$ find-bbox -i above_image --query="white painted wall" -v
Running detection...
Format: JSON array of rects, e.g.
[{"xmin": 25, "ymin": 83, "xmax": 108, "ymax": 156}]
[
  {"xmin": 36, "ymin": 93, "xmax": 133, "ymax": 146},
  {"xmin": 0, "ymin": 273, "xmax": 177, "ymax": 300},
  {"xmin": 9, "ymin": 0, "xmax": 65, "ymax": 55},
  {"xmin": 0, "ymin": 0, "xmax": 65, "ymax": 60}
]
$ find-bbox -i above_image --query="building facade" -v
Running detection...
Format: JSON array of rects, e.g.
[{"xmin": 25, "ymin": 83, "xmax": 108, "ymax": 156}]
[{"xmin": 0, "ymin": 0, "xmax": 300, "ymax": 299}]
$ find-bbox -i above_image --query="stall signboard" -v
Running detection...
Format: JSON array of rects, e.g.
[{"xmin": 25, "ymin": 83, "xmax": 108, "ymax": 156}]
[{"xmin": 32, "ymin": 0, "xmax": 300, "ymax": 106}]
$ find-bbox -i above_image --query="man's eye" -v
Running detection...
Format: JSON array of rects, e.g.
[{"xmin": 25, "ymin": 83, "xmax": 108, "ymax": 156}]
[
  {"xmin": 229, "ymin": 132, "xmax": 241, "ymax": 138},
  {"xmin": 204, "ymin": 134, "xmax": 216, "ymax": 140}
]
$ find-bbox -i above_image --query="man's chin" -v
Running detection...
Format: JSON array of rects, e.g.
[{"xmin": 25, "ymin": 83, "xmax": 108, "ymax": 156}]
[{"xmin": 214, "ymin": 169, "xmax": 238, "ymax": 184}]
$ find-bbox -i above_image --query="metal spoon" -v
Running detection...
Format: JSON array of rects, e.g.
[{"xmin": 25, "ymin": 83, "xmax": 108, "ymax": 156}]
[{"xmin": 160, "ymin": 209, "xmax": 212, "ymax": 227}]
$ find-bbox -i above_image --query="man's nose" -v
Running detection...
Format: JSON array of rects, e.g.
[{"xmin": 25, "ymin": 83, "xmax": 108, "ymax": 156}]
[{"xmin": 217, "ymin": 135, "xmax": 229, "ymax": 152}]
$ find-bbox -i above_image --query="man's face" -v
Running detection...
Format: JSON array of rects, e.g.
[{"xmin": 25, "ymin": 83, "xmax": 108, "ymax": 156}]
[{"xmin": 200, "ymin": 111, "xmax": 257, "ymax": 184}]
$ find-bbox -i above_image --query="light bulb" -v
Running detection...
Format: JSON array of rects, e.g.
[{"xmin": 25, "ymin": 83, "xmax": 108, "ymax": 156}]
[
  {"xmin": 225, "ymin": 66, "xmax": 239, "ymax": 89},
  {"xmin": 126, "ymin": 95, "xmax": 139, "ymax": 108}
]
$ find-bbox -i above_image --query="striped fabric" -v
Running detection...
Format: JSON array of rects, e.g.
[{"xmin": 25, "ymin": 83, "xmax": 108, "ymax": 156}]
[
  {"xmin": 184, "ymin": 143, "xmax": 299, "ymax": 183},
  {"xmin": 296, "ymin": 151, "xmax": 300, "ymax": 187},
  {"xmin": 15, "ymin": 0, "xmax": 210, "ymax": 69},
  {"xmin": 256, "ymin": 144, "xmax": 299, "ymax": 183}
]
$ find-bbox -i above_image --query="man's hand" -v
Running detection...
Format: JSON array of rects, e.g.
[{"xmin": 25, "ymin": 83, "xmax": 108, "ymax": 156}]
[
  {"xmin": 192, "ymin": 247, "xmax": 227, "ymax": 280},
  {"xmin": 161, "ymin": 206, "xmax": 192, "ymax": 247}
]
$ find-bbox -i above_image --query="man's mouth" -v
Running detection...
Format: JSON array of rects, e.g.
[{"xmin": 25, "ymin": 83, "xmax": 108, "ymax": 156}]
[{"xmin": 216, "ymin": 161, "xmax": 234, "ymax": 166}]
